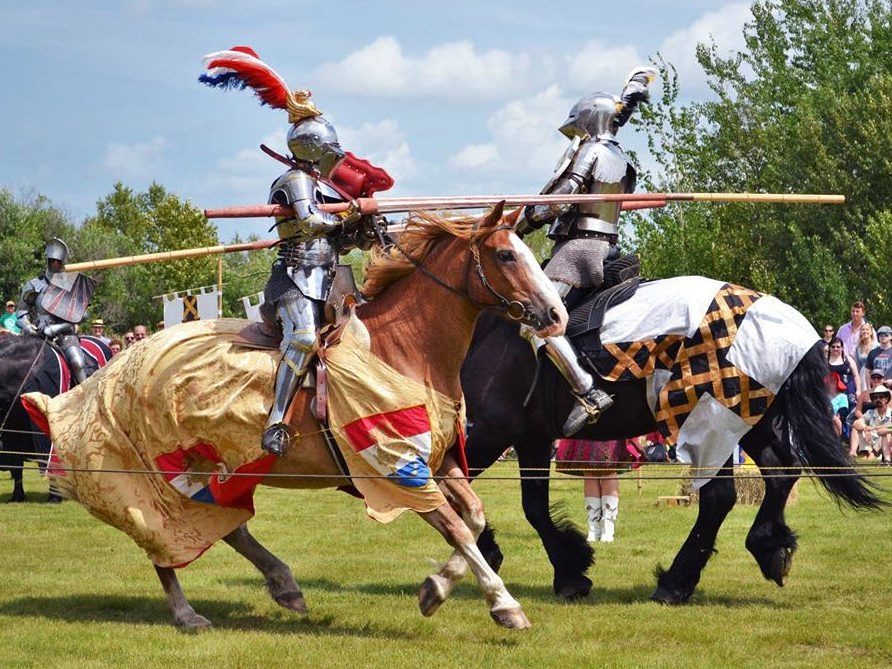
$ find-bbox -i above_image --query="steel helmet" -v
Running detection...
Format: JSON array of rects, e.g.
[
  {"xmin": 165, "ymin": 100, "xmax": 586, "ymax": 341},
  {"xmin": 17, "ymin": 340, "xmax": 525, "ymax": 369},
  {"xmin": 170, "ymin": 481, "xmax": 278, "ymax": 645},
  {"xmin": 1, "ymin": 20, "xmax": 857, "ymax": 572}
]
[{"xmin": 287, "ymin": 116, "xmax": 346, "ymax": 177}]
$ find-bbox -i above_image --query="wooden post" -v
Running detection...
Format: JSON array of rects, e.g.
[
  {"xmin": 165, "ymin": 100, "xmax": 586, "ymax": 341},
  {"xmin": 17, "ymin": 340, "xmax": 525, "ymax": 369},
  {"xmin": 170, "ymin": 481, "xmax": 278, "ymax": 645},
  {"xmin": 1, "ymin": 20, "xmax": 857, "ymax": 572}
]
[{"xmin": 217, "ymin": 256, "xmax": 224, "ymax": 318}]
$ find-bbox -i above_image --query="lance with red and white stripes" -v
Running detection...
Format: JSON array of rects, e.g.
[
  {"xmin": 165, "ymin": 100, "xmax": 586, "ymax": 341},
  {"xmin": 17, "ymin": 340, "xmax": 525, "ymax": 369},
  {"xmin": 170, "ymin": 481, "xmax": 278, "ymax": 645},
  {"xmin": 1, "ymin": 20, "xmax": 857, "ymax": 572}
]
[{"xmin": 203, "ymin": 191, "xmax": 844, "ymax": 220}]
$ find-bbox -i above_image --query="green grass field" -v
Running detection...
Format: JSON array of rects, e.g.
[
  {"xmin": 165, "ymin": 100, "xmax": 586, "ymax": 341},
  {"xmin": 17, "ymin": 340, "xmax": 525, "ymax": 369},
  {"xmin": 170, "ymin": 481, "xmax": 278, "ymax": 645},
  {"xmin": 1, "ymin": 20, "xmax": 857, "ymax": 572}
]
[{"xmin": 1, "ymin": 463, "xmax": 890, "ymax": 668}]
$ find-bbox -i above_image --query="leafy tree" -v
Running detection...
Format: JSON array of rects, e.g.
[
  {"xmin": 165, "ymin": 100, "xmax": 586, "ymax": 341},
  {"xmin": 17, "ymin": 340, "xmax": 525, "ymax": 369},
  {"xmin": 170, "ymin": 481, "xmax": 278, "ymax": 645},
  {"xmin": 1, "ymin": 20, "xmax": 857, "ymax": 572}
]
[
  {"xmin": 81, "ymin": 183, "xmax": 220, "ymax": 331},
  {"xmin": 635, "ymin": 0, "xmax": 892, "ymax": 326},
  {"xmin": 0, "ymin": 189, "xmax": 76, "ymax": 305}
]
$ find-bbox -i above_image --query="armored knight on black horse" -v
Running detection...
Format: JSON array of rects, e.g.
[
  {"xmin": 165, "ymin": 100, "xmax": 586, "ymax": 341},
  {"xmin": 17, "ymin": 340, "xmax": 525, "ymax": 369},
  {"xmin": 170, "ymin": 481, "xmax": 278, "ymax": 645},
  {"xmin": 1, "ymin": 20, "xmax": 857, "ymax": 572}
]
[{"xmin": 516, "ymin": 66, "xmax": 657, "ymax": 436}]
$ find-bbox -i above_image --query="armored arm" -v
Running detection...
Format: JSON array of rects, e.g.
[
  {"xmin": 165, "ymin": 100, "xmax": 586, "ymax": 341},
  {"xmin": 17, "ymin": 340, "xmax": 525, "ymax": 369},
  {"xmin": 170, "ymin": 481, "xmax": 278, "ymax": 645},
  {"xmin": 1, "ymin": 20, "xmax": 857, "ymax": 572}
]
[
  {"xmin": 15, "ymin": 281, "xmax": 39, "ymax": 335},
  {"xmin": 42, "ymin": 322, "xmax": 75, "ymax": 338},
  {"xmin": 270, "ymin": 170, "xmax": 347, "ymax": 236}
]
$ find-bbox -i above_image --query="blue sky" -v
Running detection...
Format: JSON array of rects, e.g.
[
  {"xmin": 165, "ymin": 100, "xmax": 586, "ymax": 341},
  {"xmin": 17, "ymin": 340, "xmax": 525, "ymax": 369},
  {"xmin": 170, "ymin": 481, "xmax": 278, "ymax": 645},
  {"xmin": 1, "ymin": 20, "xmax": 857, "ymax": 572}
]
[{"xmin": 1, "ymin": 1, "xmax": 752, "ymax": 241}]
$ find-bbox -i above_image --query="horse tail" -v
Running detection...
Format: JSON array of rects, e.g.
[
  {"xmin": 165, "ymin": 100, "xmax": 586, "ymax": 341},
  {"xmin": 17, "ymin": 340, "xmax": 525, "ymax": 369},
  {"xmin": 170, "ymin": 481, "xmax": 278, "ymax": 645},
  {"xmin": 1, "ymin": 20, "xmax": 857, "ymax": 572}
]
[{"xmin": 778, "ymin": 342, "xmax": 884, "ymax": 509}]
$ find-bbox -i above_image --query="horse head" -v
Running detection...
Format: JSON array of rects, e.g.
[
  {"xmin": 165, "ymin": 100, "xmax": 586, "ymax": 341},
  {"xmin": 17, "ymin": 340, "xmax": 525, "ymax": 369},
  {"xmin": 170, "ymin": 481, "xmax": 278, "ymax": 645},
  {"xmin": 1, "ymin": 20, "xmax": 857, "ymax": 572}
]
[{"xmin": 467, "ymin": 203, "xmax": 567, "ymax": 338}]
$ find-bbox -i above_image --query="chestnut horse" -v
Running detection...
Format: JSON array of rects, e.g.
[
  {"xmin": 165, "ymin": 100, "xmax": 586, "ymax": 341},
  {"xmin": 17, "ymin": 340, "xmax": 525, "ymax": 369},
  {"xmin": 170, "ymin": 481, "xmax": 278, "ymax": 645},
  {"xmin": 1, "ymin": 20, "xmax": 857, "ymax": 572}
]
[{"xmin": 23, "ymin": 205, "xmax": 567, "ymax": 630}]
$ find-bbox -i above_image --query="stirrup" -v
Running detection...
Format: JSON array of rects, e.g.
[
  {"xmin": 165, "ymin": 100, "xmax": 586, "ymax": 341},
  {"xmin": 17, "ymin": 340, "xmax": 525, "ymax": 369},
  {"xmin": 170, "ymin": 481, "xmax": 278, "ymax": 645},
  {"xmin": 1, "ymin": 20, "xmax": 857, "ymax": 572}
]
[
  {"xmin": 261, "ymin": 422, "xmax": 292, "ymax": 457},
  {"xmin": 563, "ymin": 388, "xmax": 614, "ymax": 437}
]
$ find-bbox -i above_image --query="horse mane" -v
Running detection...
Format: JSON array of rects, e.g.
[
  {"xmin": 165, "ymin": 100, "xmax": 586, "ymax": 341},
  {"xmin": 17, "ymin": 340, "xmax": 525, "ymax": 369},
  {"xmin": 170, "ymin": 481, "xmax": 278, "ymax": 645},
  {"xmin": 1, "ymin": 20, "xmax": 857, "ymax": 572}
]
[{"xmin": 361, "ymin": 210, "xmax": 496, "ymax": 298}]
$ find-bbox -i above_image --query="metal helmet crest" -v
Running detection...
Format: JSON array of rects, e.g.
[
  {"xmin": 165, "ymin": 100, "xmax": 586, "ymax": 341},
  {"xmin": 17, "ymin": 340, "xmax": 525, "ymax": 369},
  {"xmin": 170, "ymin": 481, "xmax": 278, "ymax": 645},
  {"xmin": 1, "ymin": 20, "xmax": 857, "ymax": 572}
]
[
  {"xmin": 558, "ymin": 92, "xmax": 621, "ymax": 141},
  {"xmin": 286, "ymin": 116, "xmax": 345, "ymax": 177}
]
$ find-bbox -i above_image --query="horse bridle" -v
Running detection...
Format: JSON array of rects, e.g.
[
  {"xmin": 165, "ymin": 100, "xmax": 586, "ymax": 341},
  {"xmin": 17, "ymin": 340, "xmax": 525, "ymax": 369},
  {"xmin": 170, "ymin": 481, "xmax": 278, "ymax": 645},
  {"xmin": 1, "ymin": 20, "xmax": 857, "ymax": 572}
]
[{"xmin": 386, "ymin": 224, "xmax": 545, "ymax": 327}]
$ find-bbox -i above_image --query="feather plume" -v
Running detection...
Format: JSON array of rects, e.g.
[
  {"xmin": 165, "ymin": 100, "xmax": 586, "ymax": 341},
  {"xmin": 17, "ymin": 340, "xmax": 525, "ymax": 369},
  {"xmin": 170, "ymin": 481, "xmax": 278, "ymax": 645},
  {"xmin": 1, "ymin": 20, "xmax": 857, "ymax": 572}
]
[{"xmin": 199, "ymin": 46, "xmax": 292, "ymax": 110}]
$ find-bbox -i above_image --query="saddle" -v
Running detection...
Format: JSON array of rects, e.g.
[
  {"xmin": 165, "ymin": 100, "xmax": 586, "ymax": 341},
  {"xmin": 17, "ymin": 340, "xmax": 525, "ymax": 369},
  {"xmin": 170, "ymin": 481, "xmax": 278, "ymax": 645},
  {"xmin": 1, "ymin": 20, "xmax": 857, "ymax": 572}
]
[{"xmin": 564, "ymin": 253, "xmax": 643, "ymax": 335}]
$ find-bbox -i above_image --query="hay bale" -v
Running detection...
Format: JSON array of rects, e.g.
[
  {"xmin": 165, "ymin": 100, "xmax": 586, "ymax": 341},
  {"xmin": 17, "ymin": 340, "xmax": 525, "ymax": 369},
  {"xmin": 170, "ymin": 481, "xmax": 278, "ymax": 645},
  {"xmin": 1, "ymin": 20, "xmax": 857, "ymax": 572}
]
[{"xmin": 678, "ymin": 467, "xmax": 798, "ymax": 506}]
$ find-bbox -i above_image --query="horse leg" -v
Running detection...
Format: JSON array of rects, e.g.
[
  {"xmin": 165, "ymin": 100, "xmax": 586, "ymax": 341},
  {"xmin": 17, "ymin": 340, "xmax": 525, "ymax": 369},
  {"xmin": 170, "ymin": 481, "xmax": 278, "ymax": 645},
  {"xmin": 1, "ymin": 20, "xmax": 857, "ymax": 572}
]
[
  {"xmin": 651, "ymin": 457, "xmax": 737, "ymax": 604},
  {"xmin": 153, "ymin": 565, "xmax": 212, "ymax": 630},
  {"xmin": 222, "ymin": 524, "xmax": 308, "ymax": 613},
  {"xmin": 417, "ymin": 456, "xmax": 530, "ymax": 629},
  {"xmin": 515, "ymin": 435, "xmax": 594, "ymax": 599},
  {"xmin": 464, "ymin": 424, "xmax": 512, "ymax": 573},
  {"xmin": 741, "ymin": 434, "xmax": 800, "ymax": 587},
  {"xmin": 9, "ymin": 467, "xmax": 26, "ymax": 503}
]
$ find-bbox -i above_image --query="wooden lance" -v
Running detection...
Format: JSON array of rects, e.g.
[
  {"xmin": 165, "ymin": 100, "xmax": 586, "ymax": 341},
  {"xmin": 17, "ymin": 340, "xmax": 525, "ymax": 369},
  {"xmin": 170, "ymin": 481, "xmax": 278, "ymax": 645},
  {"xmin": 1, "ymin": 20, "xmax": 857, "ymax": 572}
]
[
  {"xmin": 63, "ymin": 239, "xmax": 277, "ymax": 273},
  {"xmin": 203, "ymin": 191, "xmax": 844, "ymax": 219}
]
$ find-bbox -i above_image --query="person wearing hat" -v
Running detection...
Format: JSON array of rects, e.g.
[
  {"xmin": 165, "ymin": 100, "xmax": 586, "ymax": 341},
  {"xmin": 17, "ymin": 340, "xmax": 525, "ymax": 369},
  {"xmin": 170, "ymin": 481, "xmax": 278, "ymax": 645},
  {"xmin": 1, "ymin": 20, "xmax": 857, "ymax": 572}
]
[
  {"xmin": 852, "ymin": 384, "xmax": 892, "ymax": 462},
  {"xmin": 848, "ymin": 369, "xmax": 886, "ymax": 456},
  {"xmin": 866, "ymin": 325, "xmax": 892, "ymax": 386},
  {"xmin": 1, "ymin": 299, "xmax": 21, "ymax": 334},
  {"xmin": 90, "ymin": 318, "xmax": 111, "ymax": 344}
]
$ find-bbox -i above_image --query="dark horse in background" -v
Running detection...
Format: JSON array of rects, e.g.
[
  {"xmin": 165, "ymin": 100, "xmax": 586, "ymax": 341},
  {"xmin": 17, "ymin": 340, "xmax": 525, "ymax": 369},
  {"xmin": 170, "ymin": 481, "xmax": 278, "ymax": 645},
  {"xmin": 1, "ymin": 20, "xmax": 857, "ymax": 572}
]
[
  {"xmin": 461, "ymin": 274, "xmax": 883, "ymax": 603},
  {"xmin": 0, "ymin": 334, "xmax": 111, "ymax": 502}
]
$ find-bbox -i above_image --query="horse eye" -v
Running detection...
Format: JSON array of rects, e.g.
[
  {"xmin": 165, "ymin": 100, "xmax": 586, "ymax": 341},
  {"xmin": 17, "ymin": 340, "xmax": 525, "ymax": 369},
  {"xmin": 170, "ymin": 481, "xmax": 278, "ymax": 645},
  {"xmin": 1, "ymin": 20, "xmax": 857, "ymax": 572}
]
[{"xmin": 496, "ymin": 249, "xmax": 516, "ymax": 262}]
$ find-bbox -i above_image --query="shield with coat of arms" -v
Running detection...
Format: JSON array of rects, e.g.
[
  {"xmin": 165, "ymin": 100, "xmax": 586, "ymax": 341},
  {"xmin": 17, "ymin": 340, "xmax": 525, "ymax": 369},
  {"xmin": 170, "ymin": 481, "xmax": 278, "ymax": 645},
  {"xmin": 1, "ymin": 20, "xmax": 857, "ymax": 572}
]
[{"xmin": 39, "ymin": 272, "xmax": 96, "ymax": 324}]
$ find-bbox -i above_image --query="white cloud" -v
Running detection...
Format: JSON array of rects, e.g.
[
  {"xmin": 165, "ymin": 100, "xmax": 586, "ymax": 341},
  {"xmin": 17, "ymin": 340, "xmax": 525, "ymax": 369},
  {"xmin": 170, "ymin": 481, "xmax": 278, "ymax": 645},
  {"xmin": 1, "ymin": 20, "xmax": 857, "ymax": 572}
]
[
  {"xmin": 659, "ymin": 2, "xmax": 751, "ymax": 97},
  {"xmin": 315, "ymin": 36, "xmax": 538, "ymax": 101},
  {"xmin": 103, "ymin": 137, "xmax": 167, "ymax": 178},
  {"xmin": 447, "ymin": 85, "xmax": 570, "ymax": 182},
  {"xmin": 566, "ymin": 41, "xmax": 649, "ymax": 92},
  {"xmin": 337, "ymin": 119, "xmax": 418, "ymax": 185}
]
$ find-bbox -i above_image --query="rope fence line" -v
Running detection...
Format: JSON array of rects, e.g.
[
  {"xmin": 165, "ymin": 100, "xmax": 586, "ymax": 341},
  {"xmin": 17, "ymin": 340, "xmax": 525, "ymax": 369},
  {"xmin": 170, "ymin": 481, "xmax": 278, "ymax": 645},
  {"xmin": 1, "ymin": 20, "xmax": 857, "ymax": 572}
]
[{"xmin": 3, "ymin": 460, "xmax": 892, "ymax": 482}]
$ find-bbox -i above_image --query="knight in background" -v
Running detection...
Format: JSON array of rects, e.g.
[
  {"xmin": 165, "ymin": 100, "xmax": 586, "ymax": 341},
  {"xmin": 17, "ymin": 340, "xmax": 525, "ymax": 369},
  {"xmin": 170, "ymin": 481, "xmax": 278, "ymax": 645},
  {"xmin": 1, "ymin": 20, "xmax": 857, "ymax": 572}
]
[
  {"xmin": 200, "ymin": 47, "xmax": 380, "ymax": 457},
  {"xmin": 17, "ymin": 238, "xmax": 95, "ymax": 384},
  {"xmin": 516, "ymin": 66, "xmax": 657, "ymax": 437}
]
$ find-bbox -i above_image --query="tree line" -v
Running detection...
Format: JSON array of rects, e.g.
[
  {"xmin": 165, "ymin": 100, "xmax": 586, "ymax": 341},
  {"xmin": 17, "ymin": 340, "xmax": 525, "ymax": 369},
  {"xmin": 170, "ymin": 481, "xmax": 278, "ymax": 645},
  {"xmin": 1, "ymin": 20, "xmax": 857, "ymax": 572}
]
[{"xmin": 3, "ymin": 0, "xmax": 891, "ymax": 329}]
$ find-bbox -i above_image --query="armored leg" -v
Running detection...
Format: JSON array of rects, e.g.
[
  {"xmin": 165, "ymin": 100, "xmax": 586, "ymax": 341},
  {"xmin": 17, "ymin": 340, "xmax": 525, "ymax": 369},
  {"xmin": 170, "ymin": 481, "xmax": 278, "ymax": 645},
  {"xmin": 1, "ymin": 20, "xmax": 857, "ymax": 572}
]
[
  {"xmin": 519, "ymin": 279, "xmax": 613, "ymax": 436},
  {"xmin": 261, "ymin": 294, "xmax": 320, "ymax": 456},
  {"xmin": 59, "ymin": 334, "xmax": 88, "ymax": 384}
]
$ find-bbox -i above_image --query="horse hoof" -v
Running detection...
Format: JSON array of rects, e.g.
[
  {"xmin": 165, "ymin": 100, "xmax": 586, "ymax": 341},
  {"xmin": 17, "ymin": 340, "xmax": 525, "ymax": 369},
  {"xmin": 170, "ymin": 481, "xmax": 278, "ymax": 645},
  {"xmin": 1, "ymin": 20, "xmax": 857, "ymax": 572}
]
[
  {"xmin": 175, "ymin": 613, "xmax": 213, "ymax": 631},
  {"xmin": 649, "ymin": 586, "xmax": 690, "ymax": 605},
  {"xmin": 275, "ymin": 591, "xmax": 309, "ymax": 614},
  {"xmin": 418, "ymin": 575, "xmax": 448, "ymax": 617},
  {"xmin": 490, "ymin": 607, "xmax": 531, "ymax": 630},
  {"xmin": 554, "ymin": 576, "xmax": 592, "ymax": 600},
  {"xmin": 767, "ymin": 547, "xmax": 794, "ymax": 587}
]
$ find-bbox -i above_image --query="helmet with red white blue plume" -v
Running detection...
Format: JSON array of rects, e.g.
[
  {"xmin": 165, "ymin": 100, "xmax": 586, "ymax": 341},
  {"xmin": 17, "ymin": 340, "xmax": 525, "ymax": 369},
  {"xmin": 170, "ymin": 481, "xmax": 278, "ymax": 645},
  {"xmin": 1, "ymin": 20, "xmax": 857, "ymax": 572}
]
[
  {"xmin": 200, "ymin": 46, "xmax": 321, "ymax": 121},
  {"xmin": 200, "ymin": 46, "xmax": 345, "ymax": 175}
]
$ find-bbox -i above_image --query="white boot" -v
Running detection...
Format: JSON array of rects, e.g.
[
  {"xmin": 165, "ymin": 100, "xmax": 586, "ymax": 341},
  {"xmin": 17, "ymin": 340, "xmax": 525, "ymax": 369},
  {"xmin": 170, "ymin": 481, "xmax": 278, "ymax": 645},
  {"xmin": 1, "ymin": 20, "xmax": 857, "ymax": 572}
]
[
  {"xmin": 584, "ymin": 496, "xmax": 602, "ymax": 543},
  {"xmin": 600, "ymin": 495, "xmax": 618, "ymax": 542}
]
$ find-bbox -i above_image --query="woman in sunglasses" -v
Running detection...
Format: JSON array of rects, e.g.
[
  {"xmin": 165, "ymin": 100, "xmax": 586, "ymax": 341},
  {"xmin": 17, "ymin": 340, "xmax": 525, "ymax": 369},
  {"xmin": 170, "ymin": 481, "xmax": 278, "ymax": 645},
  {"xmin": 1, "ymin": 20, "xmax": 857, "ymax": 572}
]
[
  {"xmin": 827, "ymin": 336, "xmax": 861, "ymax": 408},
  {"xmin": 852, "ymin": 384, "xmax": 892, "ymax": 462}
]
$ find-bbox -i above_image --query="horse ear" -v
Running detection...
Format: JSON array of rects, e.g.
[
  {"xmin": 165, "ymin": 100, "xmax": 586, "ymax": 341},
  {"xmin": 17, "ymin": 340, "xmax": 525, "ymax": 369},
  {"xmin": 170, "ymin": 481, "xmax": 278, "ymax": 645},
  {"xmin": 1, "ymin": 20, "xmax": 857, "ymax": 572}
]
[
  {"xmin": 503, "ymin": 206, "xmax": 522, "ymax": 227},
  {"xmin": 479, "ymin": 201, "xmax": 506, "ymax": 229}
]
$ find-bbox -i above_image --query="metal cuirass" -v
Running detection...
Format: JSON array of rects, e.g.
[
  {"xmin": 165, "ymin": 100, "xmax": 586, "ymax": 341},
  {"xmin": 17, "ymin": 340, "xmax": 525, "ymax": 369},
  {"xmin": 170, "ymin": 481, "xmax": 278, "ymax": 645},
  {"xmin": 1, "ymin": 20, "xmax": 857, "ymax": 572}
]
[
  {"xmin": 547, "ymin": 139, "xmax": 636, "ymax": 240},
  {"xmin": 265, "ymin": 168, "xmax": 352, "ymax": 305}
]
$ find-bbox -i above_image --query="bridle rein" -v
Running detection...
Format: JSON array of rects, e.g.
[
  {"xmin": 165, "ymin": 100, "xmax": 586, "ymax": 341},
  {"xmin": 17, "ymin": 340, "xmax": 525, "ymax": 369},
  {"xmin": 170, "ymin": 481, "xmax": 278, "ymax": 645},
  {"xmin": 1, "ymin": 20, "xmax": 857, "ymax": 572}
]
[{"xmin": 385, "ymin": 224, "xmax": 545, "ymax": 328}]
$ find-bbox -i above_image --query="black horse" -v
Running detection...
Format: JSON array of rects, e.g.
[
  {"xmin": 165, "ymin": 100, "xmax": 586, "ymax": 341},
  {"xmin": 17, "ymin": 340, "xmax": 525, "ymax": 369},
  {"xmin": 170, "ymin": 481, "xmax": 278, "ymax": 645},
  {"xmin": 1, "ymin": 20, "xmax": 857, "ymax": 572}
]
[
  {"xmin": 462, "ymin": 276, "xmax": 883, "ymax": 603},
  {"xmin": 0, "ymin": 334, "xmax": 111, "ymax": 502}
]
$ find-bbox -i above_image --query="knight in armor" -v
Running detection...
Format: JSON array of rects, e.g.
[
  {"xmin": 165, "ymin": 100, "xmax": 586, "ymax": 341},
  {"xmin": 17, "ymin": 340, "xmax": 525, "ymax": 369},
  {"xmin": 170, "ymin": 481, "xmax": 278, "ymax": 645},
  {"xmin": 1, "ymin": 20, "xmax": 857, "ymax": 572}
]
[
  {"xmin": 257, "ymin": 114, "xmax": 377, "ymax": 456},
  {"xmin": 16, "ymin": 238, "xmax": 93, "ymax": 384},
  {"xmin": 516, "ymin": 67, "xmax": 657, "ymax": 436},
  {"xmin": 200, "ymin": 46, "xmax": 381, "ymax": 457}
]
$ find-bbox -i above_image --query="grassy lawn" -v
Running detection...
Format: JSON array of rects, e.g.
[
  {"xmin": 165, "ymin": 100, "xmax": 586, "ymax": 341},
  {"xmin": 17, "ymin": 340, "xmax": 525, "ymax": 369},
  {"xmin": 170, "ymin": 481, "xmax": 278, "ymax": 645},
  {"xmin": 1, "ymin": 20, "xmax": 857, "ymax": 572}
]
[{"xmin": 1, "ymin": 462, "xmax": 890, "ymax": 668}]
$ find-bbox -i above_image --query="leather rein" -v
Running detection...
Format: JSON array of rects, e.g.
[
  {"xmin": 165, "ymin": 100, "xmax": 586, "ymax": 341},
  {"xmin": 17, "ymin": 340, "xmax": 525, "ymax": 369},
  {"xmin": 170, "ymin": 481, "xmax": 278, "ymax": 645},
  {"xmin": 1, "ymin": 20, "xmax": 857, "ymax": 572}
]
[{"xmin": 386, "ymin": 224, "xmax": 544, "ymax": 328}]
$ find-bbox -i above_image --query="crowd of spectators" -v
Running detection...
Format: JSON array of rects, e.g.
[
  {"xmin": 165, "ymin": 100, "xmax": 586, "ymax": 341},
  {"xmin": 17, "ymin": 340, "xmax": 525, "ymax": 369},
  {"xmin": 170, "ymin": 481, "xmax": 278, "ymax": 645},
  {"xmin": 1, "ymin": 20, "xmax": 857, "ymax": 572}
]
[{"xmin": 821, "ymin": 301, "xmax": 892, "ymax": 462}]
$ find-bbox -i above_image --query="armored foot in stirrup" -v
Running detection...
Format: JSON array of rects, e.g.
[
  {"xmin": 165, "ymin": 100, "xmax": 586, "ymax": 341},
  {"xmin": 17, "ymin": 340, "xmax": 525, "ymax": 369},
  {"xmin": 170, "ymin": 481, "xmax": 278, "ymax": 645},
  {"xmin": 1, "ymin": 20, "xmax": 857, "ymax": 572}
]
[
  {"xmin": 563, "ymin": 387, "xmax": 614, "ymax": 437},
  {"xmin": 261, "ymin": 423, "xmax": 292, "ymax": 457}
]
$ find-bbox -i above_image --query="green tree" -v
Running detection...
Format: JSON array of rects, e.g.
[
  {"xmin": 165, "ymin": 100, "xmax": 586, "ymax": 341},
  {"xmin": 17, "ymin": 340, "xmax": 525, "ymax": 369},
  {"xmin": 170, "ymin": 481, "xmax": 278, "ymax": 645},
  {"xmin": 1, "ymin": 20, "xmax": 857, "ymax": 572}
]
[
  {"xmin": 635, "ymin": 0, "xmax": 892, "ymax": 326},
  {"xmin": 81, "ymin": 183, "xmax": 220, "ymax": 331},
  {"xmin": 0, "ymin": 188, "xmax": 76, "ymax": 304}
]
